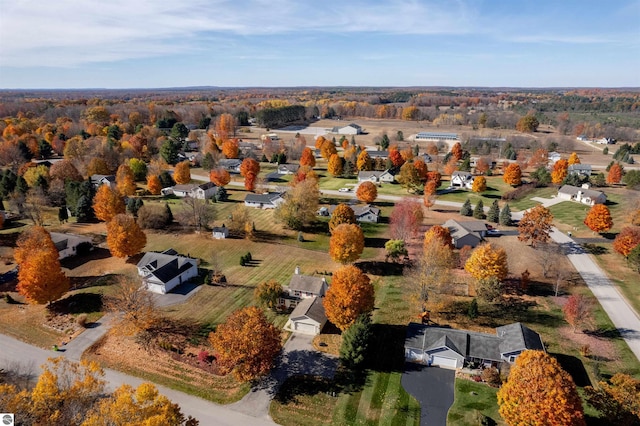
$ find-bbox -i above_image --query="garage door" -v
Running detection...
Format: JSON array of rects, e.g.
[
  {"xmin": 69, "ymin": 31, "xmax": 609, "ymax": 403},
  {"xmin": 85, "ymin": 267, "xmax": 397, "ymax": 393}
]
[
  {"xmin": 295, "ymin": 322, "xmax": 317, "ymax": 335},
  {"xmin": 431, "ymin": 356, "xmax": 458, "ymax": 369}
]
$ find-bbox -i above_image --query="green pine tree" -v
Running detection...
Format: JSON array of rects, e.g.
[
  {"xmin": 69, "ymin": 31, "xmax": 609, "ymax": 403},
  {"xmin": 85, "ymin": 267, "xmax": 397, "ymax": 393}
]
[
  {"xmin": 487, "ymin": 200, "xmax": 500, "ymax": 223},
  {"xmin": 339, "ymin": 314, "xmax": 372, "ymax": 369},
  {"xmin": 499, "ymin": 204, "xmax": 512, "ymax": 226},
  {"xmin": 473, "ymin": 200, "xmax": 485, "ymax": 219},
  {"xmin": 460, "ymin": 198, "xmax": 472, "ymax": 216},
  {"xmin": 468, "ymin": 298, "xmax": 479, "ymax": 319}
]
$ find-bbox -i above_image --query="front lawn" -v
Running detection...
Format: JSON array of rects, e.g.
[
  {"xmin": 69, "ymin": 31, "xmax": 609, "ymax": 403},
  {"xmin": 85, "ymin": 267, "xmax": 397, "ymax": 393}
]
[{"xmin": 447, "ymin": 379, "xmax": 503, "ymax": 426}]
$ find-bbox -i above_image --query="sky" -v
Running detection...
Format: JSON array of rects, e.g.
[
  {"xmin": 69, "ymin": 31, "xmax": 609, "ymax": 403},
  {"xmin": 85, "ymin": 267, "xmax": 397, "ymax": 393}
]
[{"xmin": 0, "ymin": 0, "xmax": 639, "ymax": 89}]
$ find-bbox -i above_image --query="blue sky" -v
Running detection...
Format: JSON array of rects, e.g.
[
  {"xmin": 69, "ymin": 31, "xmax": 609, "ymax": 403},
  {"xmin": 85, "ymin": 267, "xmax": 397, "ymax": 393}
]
[{"xmin": 1, "ymin": 0, "xmax": 639, "ymax": 89}]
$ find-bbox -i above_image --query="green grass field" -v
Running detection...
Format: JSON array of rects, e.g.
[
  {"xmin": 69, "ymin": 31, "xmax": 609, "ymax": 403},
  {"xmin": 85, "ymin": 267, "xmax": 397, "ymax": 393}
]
[{"xmin": 447, "ymin": 380, "xmax": 503, "ymax": 426}]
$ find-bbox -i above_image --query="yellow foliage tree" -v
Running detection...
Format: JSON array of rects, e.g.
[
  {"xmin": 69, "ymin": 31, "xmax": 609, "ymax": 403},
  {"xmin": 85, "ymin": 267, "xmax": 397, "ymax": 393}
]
[
  {"xmin": 357, "ymin": 150, "xmax": 372, "ymax": 171},
  {"xmin": 93, "ymin": 184, "xmax": 125, "ymax": 222},
  {"xmin": 329, "ymin": 223, "xmax": 365, "ymax": 264},
  {"xmin": 173, "ymin": 161, "xmax": 191, "ymax": 184},
  {"xmin": 568, "ymin": 152, "xmax": 581, "ymax": 165},
  {"xmin": 14, "ymin": 226, "xmax": 70, "ymax": 304},
  {"xmin": 116, "ymin": 164, "xmax": 136, "ymax": 196},
  {"xmin": 323, "ymin": 265, "xmax": 375, "ymax": 331},
  {"xmin": 146, "ymin": 174, "xmax": 162, "ymax": 195},
  {"xmin": 106, "ymin": 214, "xmax": 147, "ymax": 258},
  {"xmin": 464, "ymin": 243, "xmax": 508, "ymax": 281},
  {"xmin": 498, "ymin": 351, "xmax": 585, "ymax": 426},
  {"xmin": 471, "ymin": 175, "xmax": 487, "ymax": 193},
  {"xmin": 327, "ymin": 153, "xmax": 343, "ymax": 177},
  {"xmin": 356, "ymin": 181, "xmax": 377, "ymax": 203},
  {"xmin": 503, "ymin": 163, "xmax": 522, "ymax": 186},
  {"xmin": 329, "ymin": 204, "xmax": 356, "ymax": 233},
  {"xmin": 584, "ymin": 204, "xmax": 613, "ymax": 233}
]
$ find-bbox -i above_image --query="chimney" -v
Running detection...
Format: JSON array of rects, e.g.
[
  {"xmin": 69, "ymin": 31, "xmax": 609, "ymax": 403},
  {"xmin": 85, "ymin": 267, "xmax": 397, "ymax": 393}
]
[{"xmin": 294, "ymin": 265, "xmax": 300, "ymax": 275}]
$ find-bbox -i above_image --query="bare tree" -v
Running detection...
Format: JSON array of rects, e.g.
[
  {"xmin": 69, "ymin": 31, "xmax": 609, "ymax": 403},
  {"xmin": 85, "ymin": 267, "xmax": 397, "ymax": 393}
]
[
  {"xmin": 106, "ymin": 277, "xmax": 159, "ymax": 337},
  {"xmin": 176, "ymin": 196, "xmax": 215, "ymax": 233},
  {"xmin": 536, "ymin": 242, "xmax": 562, "ymax": 279},
  {"xmin": 24, "ymin": 187, "xmax": 49, "ymax": 226}
]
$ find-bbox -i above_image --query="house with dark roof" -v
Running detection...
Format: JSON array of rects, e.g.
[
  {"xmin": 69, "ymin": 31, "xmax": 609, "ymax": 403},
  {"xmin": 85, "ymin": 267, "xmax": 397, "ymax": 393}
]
[
  {"xmin": 50, "ymin": 232, "xmax": 93, "ymax": 260},
  {"xmin": 212, "ymin": 224, "xmax": 229, "ymax": 239},
  {"xmin": 244, "ymin": 192, "xmax": 286, "ymax": 209},
  {"xmin": 366, "ymin": 150, "xmax": 389, "ymax": 160},
  {"xmin": 281, "ymin": 266, "xmax": 329, "ymax": 335},
  {"xmin": 328, "ymin": 204, "xmax": 380, "ymax": 223},
  {"xmin": 404, "ymin": 322, "xmax": 544, "ymax": 369},
  {"xmin": 567, "ymin": 164, "xmax": 592, "ymax": 178},
  {"xmin": 137, "ymin": 249, "xmax": 198, "ymax": 294},
  {"xmin": 218, "ymin": 159, "xmax": 242, "ymax": 173},
  {"xmin": 277, "ymin": 164, "xmax": 300, "ymax": 175},
  {"xmin": 357, "ymin": 170, "xmax": 395, "ymax": 184},
  {"xmin": 90, "ymin": 174, "xmax": 116, "ymax": 190},
  {"xmin": 450, "ymin": 171, "xmax": 474, "ymax": 189},
  {"xmin": 557, "ymin": 184, "xmax": 607, "ymax": 206},
  {"xmin": 442, "ymin": 219, "xmax": 488, "ymax": 248},
  {"xmin": 161, "ymin": 182, "xmax": 219, "ymax": 200},
  {"xmin": 284, "ymin": 297, "xmax": 328, "ymax": 335}
]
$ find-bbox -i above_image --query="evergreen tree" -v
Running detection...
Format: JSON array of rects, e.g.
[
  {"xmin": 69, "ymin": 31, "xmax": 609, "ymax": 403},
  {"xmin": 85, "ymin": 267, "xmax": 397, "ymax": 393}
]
[
  {"xmin": 499, "ymin": 204, "xmax": 512, "ymax": 226},
  {"xmin": 164, "ymin": 203, "xmax": 173, "ymax": 223},
  {"xmin": 160, "ymin": 139, "xmax": 179, "ymax": 165},
  {"xmin": 380, "ymin": 134, "xmax": 390, "ymax": 150},
  {"xmin": 460, "ymin": 198, "xmax": 473, "ymax": 216},
  {"xmin": 158, "ymin": 171, "xmax": 175, "ymax": 188},
  {"xmin": 35, "ymin": 174, "xmax": 49, "ymax": 191},
  {"xmin": 487, "ymin": 200, "xmax": 500, "ymax": 223},
  {"xmin": 16, "ymin": 176, "xmax": 29, "ymax": 194},
  {"xmin": 127, "ymin": 198, "xmax": 144, "ymax": 216},
  {"xmin": 214, "ymin": 187, "xmax": 228, "ymax": 202},
  {"xmin": 76, "ymin": 195, "xmax": 94, "ymax": 223},
  {"xmin": 339, "ymin": 314, "xmax": 372, "ymax": 369},
  {"xmin": 459, "ymin": 157, "xmax": 471, "ymax": 172},
  {"xmin": 473, "ymin": 199, "xmax": 485, "ymax": 219},
  {"xmin": 0, "ymin": 170, "xmax": 17, "ymax": 197},
  {"xmin": 201, "ymin": 153, "xmax": 215, "ymax": 171},
  {"xmin": 468, "ymin": 298, "xmax": 479, "ymax": 319},
  {"xmin": 58, "ymin": 206, "xmax": 69, "ymax": 223}
]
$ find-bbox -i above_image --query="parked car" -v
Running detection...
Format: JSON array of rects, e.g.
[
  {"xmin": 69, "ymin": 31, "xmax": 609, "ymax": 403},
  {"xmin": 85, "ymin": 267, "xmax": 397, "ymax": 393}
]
[{"xmin": 338, "ymin": 187, "xmax": 351, "ymax": 192}]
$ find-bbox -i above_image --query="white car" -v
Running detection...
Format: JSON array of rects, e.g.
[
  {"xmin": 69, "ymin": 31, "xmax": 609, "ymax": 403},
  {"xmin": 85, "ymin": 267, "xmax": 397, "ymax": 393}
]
[{"xmin": 338, "ymin": 187, "xmax": 351, "ymax": 192}]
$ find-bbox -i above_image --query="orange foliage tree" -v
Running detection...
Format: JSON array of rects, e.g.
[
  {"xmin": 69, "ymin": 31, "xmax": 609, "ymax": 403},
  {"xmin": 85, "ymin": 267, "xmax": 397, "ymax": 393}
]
[
  {"xmin": 356, "ymin": 181, "xmax": 378, "ymax": 203},
  {"xmin": 327, "ymin": 153, "xmax": 343, "ymax": 177},
  {"xmin": 173, "ymin": 161, "xmax": 191, "ymax": 185},
  {"xmin": 300, "ymin": 147, "xmax": 316, "ymax": 168},
  {"xmin": 320, "ymin": 139, "xmax": 337, "ymax": 160},
  {"xmin": 585, "ymin": 373, "xmax": 640, "ymax": 425},
  {"xmin": 503, "ymin": 163, "xmax": 522, "ymax": 186},
  {"xmin": 471, "ymin": 175, "xmax": 487, "ymax": 193},
  {"xmin": 116, "ymin": 164, "xmax": 136, "ymax": 196},
  {"xmin": 423, "ymin": 180, "xmax": 437, "ymax": 210},
  {"xmin": 49, "ymin": 159, "xmax": 83, "ymax": 183},
  {"xmin": 106, "ymin": 214, "xmax": 147, "ymax": 258},
  {"xmin": 329, "ymin": 223, "xmax": 365, "ymax": 264},
  {"xmin": 551, "ymin": 159, "xmax": 568, "ymax": 184},
  {"xmin": 86, "ymin": 158, "xmax": 111, "ymax": 176},
  {"xmin": 14, "ymin": 226, "xmax": 70, "ymax": 304},
  {"xmin": 413, "ymin": 159, "xmax": 429, "ymax": 182},
  {"xmin": 357, "ymin": 150, "xmax": 372, "ymax": 171},
  {"xmin": 240, "ymin": 158, "xmax": 260, "ymax": 191},
  {"xmin": 518, "ymin": 205, "xmax": 553, "ymax": 247},
  {"xmin": 323, "ymin": 265, "xmax": 375, "ymax": 331},
  {"xmin": 464, "ymin": 243, "xmax": 508, "ymax": 281},
  {"xmin": 329, "ymin": 204, "xmax": 356, "ymax": 233},
  {"xmin": 221, "ymin": 139, "xmax": 240, "ymax": 159},
  {"xmin": 146, "ymin": 175, "xmax": 162, "ymax": 195},
  {"xmin": 584, "ymin": 204, "xmax": 613, "ymax": 233},
  {"xmin": 528, "ymin": 148, "xmax": 548, "ymax": 169},
  {"xmin": 475, "ymin": 157, "xmax": 490, "ymax": 175},
  {"xmin": 563, "ymin": 294, "xmax": 593, "ymax": 333},
  {"xmin": 388, "ymin": 147, "xmax": 405, "ymax": 167},
  {"xmin": 568, "ymin": 152, "xmax": 581, "ymax": 165},
  {"xmin": 613, "ymin": 226, "xmax": 640, "ymax": 258},
  {"xmin": 450, "ymin": 142, "xmax": 463, "ymax": 161},
  {"xmin": 215, "ymin": 113, "xmax": 236, "ymax": 140},
  {"xmin": 93, "ymin": 185, "xmax": 125, "ymax": 222},
  {"xmin": 209, "ymin": 168, "xmax": 231, "ymax": 187},
  {"xmin": 607, "ymin": 163, "xmax": 623, "ymax": 184},
  {"xmin": 208, "ymin": 306, "xmax": 281, "ymax": 382},
  {"xmin": 497, "ymin": 350, "xmax": 585, "ymax": 426},
  {"xmin": 443, "ymin": 158, "xmax": 458, "ymax": 176},
  {"xmin": 426, "ymin": 171, "xmax": 442, "ymax": 188},
  {"xmin": 424, "ymin": 225, "xmax": 454, "ymax": 250}
]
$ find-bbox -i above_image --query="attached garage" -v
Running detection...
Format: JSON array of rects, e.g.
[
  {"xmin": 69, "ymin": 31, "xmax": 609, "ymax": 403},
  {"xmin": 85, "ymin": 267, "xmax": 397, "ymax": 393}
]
[
  {"xmin": 285, "ymin": 297, "xmax": 327, "ymax": 336},
  {"xmin": 430, "ymin": 355, "xmax": 460, "ymax": 369}
]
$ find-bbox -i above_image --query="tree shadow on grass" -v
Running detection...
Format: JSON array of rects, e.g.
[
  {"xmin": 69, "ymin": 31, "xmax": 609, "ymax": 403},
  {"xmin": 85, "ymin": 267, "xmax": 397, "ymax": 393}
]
[
  {"xmin": 48, "ymin": 292, "xmax": 103, "ymax": 315},
  {"xmin": 552, "ymin": 353, "xmax": 591, "ymax": 387},
  {"xmin": 364, "ymin": 237, "xmax": 387, "ymax": 248},
  {"xmin": 354, "ymin": 261, "xmax": 404, "ymax": 276},
  {"xmin": 60, "ymin": 247, "xmax": 112, "ymax": 270}
]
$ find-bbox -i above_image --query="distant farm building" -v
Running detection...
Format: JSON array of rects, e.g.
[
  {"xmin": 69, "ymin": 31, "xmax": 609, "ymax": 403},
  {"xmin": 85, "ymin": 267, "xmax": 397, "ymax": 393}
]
[{"xmin": 416, "ymin": 132, "xmax": 459, "ymax": 142}]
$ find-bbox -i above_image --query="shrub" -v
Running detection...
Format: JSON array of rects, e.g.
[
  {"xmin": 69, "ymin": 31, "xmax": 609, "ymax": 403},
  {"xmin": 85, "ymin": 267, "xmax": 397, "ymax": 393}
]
[
  {"xmin": 137, "ymin": 203, "xmax": 172, "ymax": 229},
  {"xmin": 482, "ymin": 367, "xmax": 502, "ymax": 387},
  {"xmin": 76, "ymin": 313, "xmax": 88, "ymax": 328},
  {"xmin": 473, "ymin": 375, "xmax": 482, "ymax": 382},
  {"xmin": 501, "ymin": 183, "xmax": 537, "ymax": 201},
  {"xmin": 198, "ymin": 349, "xmax": 211, "ymax": 364}
]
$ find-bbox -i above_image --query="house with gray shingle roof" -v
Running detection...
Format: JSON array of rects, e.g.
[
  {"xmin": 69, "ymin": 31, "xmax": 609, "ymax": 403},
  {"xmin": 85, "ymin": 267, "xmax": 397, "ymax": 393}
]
[
  {"xmin": 137, "ymin": 249, "xmax": 198, "ymax": 294},
  {"xmin": 244, "ymin": 192, "xmax": 286, "ymax": 209},
  {"xmin": 405, "ymin": 322, "xmax": 544, "ymax": 369},
  {"xmin": 442, "ymin": 219, "xmax": 488, "ymax": 248},
  {"xmin": 557, "ymin": 184, "xmax": 606, "ymax": 206},
  {"xmin": 284, "ymin": 297, "xmax": 328, "ymax": 335},
  {"xmin": 50, "ymin": 232, "xmax": 93, "ymax": 260},
  {"xmin": 281, "ymin": 266, "xmax": 329, "ymax": 335},
  {"xmin": 357, "ymin": 170, "xmax": 395, "ymax": 184}
]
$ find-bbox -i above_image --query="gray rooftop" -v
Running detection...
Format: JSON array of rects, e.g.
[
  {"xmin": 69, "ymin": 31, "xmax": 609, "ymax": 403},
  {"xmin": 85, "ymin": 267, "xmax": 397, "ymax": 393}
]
[
  {"xmin": 244, "ymin": 192, "xmax": 285, "ymax": 204},
  {"xmin": 442, "ymin": 219, "xmax": 486, "ymax": 241},
  {"xmin": 289, "ymin": 274, "xmax": 326, "ymax": 295},
  {"xmin": 558, "ymin": 184, "xmax": 605, "ymax": 200},
  {"xmin": 289, "ymin": 296, "xmax": 327, "ymax": 325},
  {"xmin": 137, "ymin": 250, "xmax": 197, "ymax": 285},
  {"xmin": 496, "ymin": 323, "xmax": 545, "ymax": 354}
]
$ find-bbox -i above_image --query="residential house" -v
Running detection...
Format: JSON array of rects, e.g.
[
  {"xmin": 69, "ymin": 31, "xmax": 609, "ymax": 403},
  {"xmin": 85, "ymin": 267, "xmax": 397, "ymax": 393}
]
[
  {"xmin": 548, "ymin": 152, "xmax": 562, "ymax": 164},
  {"xmin": 331, "ymin": 123, "xmax": 362, "ymax": 135},
  {"xmin": 328, "ymin": 204, "xmax": 380, "ymax": 223},
  {"xmin": 90, "ymin": 174, "xmax": 117, "ymax": 190},
  {"xmin": 218, "ymin": 159, "xmax": 242, "ymax": 173},
  {"xmin": 261, "ymin": 133, "xmax": 280, "ymax": 142},
  {"xmin": 161, "ymin": 182, "xmax": 219, "ymax": 200},
  {"xmin": 596, "ymin": 137, "xmax": 616, "ymax": 145},
  {"xmin": 404, "ymin": 322, "xmax": 545, "ymax": 369},
  {"xmin": 277, "ymin": 164, "xmax": 300, "ymax": 175},
  {"xmin": 366, "ymin": 150, "xmax": 389, "ymax": 161},
  {"xmin": 244, "ymin": 192, "xmax": 286, "ymax": 209},
  {"xmin": 50, "ymin": 232, "xmax": 93, "ymax": 260},
  {"xmin": 557, "ymin": 185, "xmax": 607, "ymax": 206},
  {"xmin": 284, "ymin": 297, "xmax": 328, "ymax": 335},
  {"xmin": 137, "ymin": 249, "xmax": 198, "ymax": 294},
  {"xmin": 567, "ymin": 164, "xmax": 592, "ymax": 178},
  {"xmin": 212, "ymin": 224, "xmax": 229, "ymax": 239},
  {"xmin": 450, "ymin": 171, "xmax": 474, "ymax": 189},
  {"xmin": 418, "ymin": 153, "xmax": 432, "ymax": 163},
  {"xmin": 415, "ymin": 132, "xmax": 459, "ymax": 141},
  {"xmin": 281, "ymin": 266, "xmax": 329, "ymax": 335},
  {"xmin": 442, "ymin": 219, "xmax": 488, "ymax": 249},
  {"xmin": 357, "ymin": 170, "xmax": 395, "ymax": 184}
]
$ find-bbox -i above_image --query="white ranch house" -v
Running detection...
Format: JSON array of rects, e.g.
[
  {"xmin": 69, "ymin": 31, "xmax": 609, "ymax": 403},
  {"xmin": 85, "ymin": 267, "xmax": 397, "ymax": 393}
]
[
  {"xmin": 281, "ymin": 267, "xmax": 329, "ymax": 336},
  {"xmin": 441, "ymin": 219, "xmax": 488, "ymax": 249},
  {"xmin": 357, "ymin": 170, "xmax": 395, "ymax": 184},
  {"xmin": 161, "ymin": 182, "xmax": 219, "ymax": 200},
  {"xmin": 557, "ymin": 185, "xmax": 607, "ymax": 206},
  {"xmin": 137, "ymin": 249, "xmax": 198, "ymax": 294},
  {"xmin": 244, "ymin": 192, "xmax": 286, "ymax": 209},
  {"xmin": 50, "ymin": 232, "xmax": 93, "ymax": 260}
]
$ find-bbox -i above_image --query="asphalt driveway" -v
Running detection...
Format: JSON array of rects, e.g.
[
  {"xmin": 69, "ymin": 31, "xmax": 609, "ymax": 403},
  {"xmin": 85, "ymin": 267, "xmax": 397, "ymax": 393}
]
[{"xmin": 402, "ymin": 363, "xmax": 455, "ymax": 426}]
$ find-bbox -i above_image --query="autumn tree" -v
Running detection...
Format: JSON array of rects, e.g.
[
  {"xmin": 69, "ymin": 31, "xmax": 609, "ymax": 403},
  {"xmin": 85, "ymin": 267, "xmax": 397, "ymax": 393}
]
[
  {"xmin": 254, "ymin": 280, "xmax": 283, "ymax": 311},
  {"xmin": 320, "ymin": 139, "xmax": 337, "ymax": 160},
  {"xmin": 385, "ymin": 239, "xmax": 408, "ymax": 262},
  {"xmin": 215, "ymin": 113, "xmax": 237, "ymax": 140},
  {"xmin": 15, "ymin": 226, "xmax": 70, "ymax": 304},
  {"xmin": 475, "ymin": 157, "xmax": 490, "ymax": 175},
  {"xmin": 323, "ymin": 265, "xmax": 375, "ymax": 331},
  {"xmin": 450, "ymin": 142, "xmax": 463, "ymax": 161},
  {"xmin": 413, "ymin": 159, "xmax": 429, "ymax": 182},
  {"xmin": 86, "ymin": 157, "xmax": 111, "ymax": 176},
  {"xmin": 552, "ymin": 159, "xmax": 569, "ymax": 184},
  {"xmin": 114, "ymin": 164, "xmax": 135, "ymax": 196},
  {"xmin": 173, "ymin": 161, "xmax": 191, "ymax": 185},
  {"xmin": 329, "ymin": 223, "xmax": 365, "ymax": 264},
  {"xmin": 613, "ymin": 226, "xmax": 640, "ymax": 258},
  {"xmin": 518, "ymin": 205, "xmax": 553, "ymax": 247},
  {"xmin": 49, "ymin": 159, "xmax": 82, "ymax": 183},
  {"xmin": 424, "ymin": 225, "xmax": 454, "ymax": 250},
  {"xmin": 607, "ymin": 163, "xmax": 623, "ymax": 184},
  {"xmin": 465, "ymin": 243, "xmax": 508, "ymax": 281},
  {"xmin": 397, "ymin": 162, "xmax": 421, "ymax": 193},
  {"xmin": 498, "ymin": 350, "xmax": 585, "ymax": 426},
  {"xmin": 585, "ymin": 373, "xmax": 640, "ymax": 425},
  {"xmin": 221, "ymin": 139, "xmax": 240, "ymax": 159},
  {"xmin": 584, "ymin": 204, "xmax": 613, "ymax": 233},
  {"xmin": 472, "ymin": 175, "xmax": 487, "ymax": 193},
  {"xmin": 388, "ymin": 146, "xmax": 405, "ymax": 167},
  {"xmin": 274, "ymin": 179, "xmax": 319, "ymax": 230},
  {"xmin": 389, "ymin": 199, "xmax": 424, "ymax": 241},
  {"xmin": 515, "ymin": 115, "xmax": 540, "ymax": 133},
  {"xmin": 423, "ymin": 180, "xmax": 437, "ymax": 210},
  {"xmin": 412, "ymin": 238, "xmax": 455, "ymax": 311},
  {"xmin": 146, "ymin": 174, "xmax": 162, "ymax": 195},
  {"xmin": 240, "ymin": 158, "xmax": 260, "ymax": 191},
  {"xmin": 83, "ymin": 382, "xmax": 198, "ymax": 426},
  {"xmin": 426, "ymin": 171, "xmax": 442, "ymax": 188},
  {"xmin": 357, "ymin": 150, "xmax": 372, "ymax": 171},
  {"xmin": 356, "ymin": 181, "xmax": 377, "ymax": 203},
  {"xmin": 93, "ymin": 184, "xmax": 125, "ymax": 222},
  {"xmin": 327, "ymin": 153, "xmax": 343, "ymax": 177},
  {"xmin": 209, "ymin": 168, "xmax": 231, "ymax": 187},
  {"xmin": 299, "ymin": 147, "xmax": 316, "ymax": 168},
  {"xmin": 329, "ymin": 203, "xmax": 356, "ymax": 233},
  {"xmin": 563, "ymin": 294, "xmax": 593, "ymax": 333},
  {"xmin": 568, "ymin": 152, "xmax": 581, "ymax": 165},
  {"xmin": 106, "ymin": 277, "xmax": 159, "ymax": 336},
  {"xmin": 209, "ymin": 306, "xmax": 281, "ymax": 382},
  {"xmin": 503, "ymin": 163, "xmax": 522, "ymax": 186},
  {"xmin": 529, "ymin": 148, "xmax": 549, "ymax": 169},
  {"xmin": 106, "ymin": 214, "xmax": 147, "ymax": 258},
  {"xmin": 128, "ymin": 158, "xmax": 148, "ymax": 181}
]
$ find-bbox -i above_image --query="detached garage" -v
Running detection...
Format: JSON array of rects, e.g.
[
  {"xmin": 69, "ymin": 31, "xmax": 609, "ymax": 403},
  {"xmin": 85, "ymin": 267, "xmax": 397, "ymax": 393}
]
[{"xmin": 285, "ymin": 297, "xmax": 327, "ymax": 336}]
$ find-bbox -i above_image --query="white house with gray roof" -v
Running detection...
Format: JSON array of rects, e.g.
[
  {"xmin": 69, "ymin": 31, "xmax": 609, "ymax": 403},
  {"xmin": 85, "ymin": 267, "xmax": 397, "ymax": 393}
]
[
  {"xmin": 405, "ymin": 322, "xmax": 545, "ymax": 370},
  {"xmin": 244, "ymin": 192, "xmax": 286, "ymax": 209},
  {"xmin": 281, "ymin": 266, "xmax": 329, "ymax": 335},
  {"xmin": 450, "ymin": 171, "xmax": 474, "ymax": 189},
  {"xmin": 284, "ymin": 297, "xmax": 328, "ymax": 335},
  {"xmin": 137, "ymin": 249, "xmax": 198, "ymax": 294},
  {"xmin": 442, "ymin": 219, "xmax": 488, "ymax": 248},
  {"xmin": 557, "ymin": 184, "xmax": 607, "ymax": 206},
  {"xmin": 50, "ymin": 232, "xmax": 93, "ymax": 260},
  {"xmin": 162, "ymin": 182, "xmax": 220, "ymax": 199},
  {"xmin": 357, "ymin": 170, "xmax": 395, "ymax": 184}
]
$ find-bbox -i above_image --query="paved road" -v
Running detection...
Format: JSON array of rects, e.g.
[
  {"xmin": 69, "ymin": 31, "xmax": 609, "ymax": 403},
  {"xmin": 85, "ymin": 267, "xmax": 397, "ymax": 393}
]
[{"xmin": 402, "ymin": 364, "xmax": 455, "ymax": 426}]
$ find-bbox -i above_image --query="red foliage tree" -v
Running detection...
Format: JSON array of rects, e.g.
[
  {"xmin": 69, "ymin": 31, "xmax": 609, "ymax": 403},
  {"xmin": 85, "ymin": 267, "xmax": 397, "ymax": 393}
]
[
  {"xmin": 209, "ymin": 168, "xmax": 231, "ymax": 187},
  {"xmin": 613, "ymin": 226, "xmax": 640, "ymax": 258},
  {"xmin": 240, "ymin": 158, "xmax": 260, "ymax": 191},
  {"xmin": 584, "ymin": 204, "xmax": 613, "ymax": 233},
  {"xmin": 389, "ymin": 199, "xmax": 424, "ymax": 241}
]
